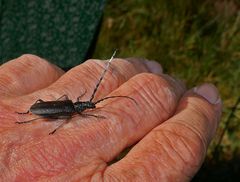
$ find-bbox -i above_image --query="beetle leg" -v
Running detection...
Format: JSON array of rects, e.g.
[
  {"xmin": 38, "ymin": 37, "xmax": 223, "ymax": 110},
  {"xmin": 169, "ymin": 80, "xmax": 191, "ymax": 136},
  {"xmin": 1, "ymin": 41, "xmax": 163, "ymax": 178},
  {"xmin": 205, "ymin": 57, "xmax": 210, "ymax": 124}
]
[
  {"xmin": 35, "ymin": 99, "xmax": 44, "ymax": 103},
  {"xmin": 16, "ymin": 110, "xmax": 30, "ymax": 114},
  {"xmin": 77, "ymin": 89, "xmax": 87, "ymax": 101},
  {"xmin": 56, "ymin": 95, "xmax": 69, "ymax": 101},
  {"xmin": 16, "ymin": 99, "xmax": 44, "ymax": 114},
  {"xmin": 80, "ymin": 113, "xmax": 106, "ymax": 119},
  {"xmin": 15, "ymin": 117, "xmax": 43, "ymax": 124},
  {"xmin": 49, "ymin": 119, "xmax": 69, "ymax": 135}
]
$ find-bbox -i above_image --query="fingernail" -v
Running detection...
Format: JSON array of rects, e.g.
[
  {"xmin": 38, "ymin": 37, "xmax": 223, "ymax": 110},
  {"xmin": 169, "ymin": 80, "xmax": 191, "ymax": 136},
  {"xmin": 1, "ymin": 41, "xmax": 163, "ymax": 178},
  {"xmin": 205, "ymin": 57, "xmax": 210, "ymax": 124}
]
[
  {"xmin": 143, "ymin": 60, "xmax": 163, "ymax": 74},
  {"xmin": 193, "ymin": 83, "xmax": 221, "ymax": 104}
]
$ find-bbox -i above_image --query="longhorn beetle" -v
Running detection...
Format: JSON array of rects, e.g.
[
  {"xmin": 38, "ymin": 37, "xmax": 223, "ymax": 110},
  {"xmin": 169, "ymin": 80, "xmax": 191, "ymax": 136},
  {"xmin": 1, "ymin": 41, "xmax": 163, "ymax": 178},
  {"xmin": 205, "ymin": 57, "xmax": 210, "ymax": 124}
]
[{"xmin": 16, "ymin": 50, "xmax": 137, "ymax": 134}]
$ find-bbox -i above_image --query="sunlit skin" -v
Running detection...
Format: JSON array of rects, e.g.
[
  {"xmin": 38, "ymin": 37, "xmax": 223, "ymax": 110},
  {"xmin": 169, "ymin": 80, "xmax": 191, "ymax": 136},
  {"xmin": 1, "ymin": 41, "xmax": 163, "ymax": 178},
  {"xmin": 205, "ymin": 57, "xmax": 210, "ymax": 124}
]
[{"xmin": 0, "ymin": 55, "xmax": 221, "ymax": 181}]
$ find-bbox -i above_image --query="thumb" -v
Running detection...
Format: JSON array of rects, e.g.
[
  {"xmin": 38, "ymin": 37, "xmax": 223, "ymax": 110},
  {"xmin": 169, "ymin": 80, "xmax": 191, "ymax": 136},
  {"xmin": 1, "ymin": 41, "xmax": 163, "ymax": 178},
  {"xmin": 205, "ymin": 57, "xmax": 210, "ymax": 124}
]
[{"xmin": 103, "ymin": 83, "xmax": 222, "ymax": 181}]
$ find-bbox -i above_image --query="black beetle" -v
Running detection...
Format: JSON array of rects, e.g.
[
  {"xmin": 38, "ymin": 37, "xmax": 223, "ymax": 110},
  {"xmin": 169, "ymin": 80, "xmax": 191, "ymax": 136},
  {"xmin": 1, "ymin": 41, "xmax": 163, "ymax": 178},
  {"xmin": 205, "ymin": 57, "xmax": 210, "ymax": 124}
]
[{"xmin": 16, "ymin": 51, "xmax": 137, "ymax": 134}]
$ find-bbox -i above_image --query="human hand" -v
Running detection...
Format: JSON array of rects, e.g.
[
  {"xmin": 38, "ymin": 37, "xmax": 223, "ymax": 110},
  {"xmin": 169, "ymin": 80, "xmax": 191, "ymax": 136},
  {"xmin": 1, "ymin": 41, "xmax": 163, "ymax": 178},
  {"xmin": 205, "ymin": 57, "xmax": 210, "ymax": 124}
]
[{"xmin": 0, "ymin": 55, "xmax": 221, "ymax": 181}]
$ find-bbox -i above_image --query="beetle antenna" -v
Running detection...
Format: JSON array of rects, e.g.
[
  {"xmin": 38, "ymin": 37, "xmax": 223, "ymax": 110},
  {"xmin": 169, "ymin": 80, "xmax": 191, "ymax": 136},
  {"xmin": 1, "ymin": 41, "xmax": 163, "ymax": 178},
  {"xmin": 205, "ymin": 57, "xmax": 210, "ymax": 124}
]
[
  {"xmin": 94, "ymin": 96, "xmax": 137, "ymax": 105},
  {"xmin": 90, "ymin": 50, "xmax": 117, "ymax": 102}
]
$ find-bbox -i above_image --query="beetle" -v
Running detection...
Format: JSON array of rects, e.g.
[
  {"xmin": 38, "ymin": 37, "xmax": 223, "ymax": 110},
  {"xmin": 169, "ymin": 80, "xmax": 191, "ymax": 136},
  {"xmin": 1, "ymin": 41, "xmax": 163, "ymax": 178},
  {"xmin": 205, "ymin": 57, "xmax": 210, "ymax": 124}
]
[{"xmin": 16, "ymin": 50, "xmax": 137, "ymax": 134}]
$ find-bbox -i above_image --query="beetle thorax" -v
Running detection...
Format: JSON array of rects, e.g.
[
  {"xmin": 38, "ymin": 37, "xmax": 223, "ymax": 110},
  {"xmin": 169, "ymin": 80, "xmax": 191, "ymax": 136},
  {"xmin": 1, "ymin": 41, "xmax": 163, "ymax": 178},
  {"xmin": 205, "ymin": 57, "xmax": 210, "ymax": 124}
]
[{"xmin": 73, "ymin": 101, "xmax": 96, "ymax": 112}]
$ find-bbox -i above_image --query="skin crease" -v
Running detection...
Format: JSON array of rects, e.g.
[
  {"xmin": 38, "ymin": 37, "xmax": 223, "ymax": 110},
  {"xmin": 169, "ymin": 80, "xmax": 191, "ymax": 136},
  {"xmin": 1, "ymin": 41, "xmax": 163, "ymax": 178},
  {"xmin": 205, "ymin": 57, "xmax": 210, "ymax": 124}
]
[{"xmin": 0, "ymin": 55, "xmax": 222, "ymax": 182}]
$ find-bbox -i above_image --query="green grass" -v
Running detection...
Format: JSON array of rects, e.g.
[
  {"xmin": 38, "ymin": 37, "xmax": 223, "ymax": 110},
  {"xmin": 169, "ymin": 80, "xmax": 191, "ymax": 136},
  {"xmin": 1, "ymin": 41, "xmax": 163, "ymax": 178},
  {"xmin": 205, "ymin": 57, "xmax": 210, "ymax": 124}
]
[{"xmin": 94, "ymin": 0, "xmax": 240, "ymax": 181}]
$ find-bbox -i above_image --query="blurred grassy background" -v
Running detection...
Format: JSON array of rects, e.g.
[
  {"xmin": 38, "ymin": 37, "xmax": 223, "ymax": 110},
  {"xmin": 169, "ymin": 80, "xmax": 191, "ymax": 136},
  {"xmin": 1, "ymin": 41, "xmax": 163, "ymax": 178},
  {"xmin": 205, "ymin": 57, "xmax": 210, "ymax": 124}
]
[{"xmin": 94, "ymin": 0, "xmax": 240, "ymax": 181}]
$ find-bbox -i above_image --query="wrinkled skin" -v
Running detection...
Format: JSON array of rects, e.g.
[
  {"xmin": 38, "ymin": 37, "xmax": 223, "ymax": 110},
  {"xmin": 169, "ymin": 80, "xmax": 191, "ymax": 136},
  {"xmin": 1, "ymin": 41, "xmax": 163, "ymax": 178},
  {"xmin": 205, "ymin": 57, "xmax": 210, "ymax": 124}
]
[{"xmin": 0, "ymin": 55, "xmax": 222, "ymax": 181}]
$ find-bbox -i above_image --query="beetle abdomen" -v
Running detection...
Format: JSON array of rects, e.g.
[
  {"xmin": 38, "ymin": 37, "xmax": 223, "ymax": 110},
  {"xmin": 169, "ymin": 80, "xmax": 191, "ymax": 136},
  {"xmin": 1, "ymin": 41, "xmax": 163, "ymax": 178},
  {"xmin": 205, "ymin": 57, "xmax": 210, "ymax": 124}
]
[{"xmin": 30, "ymin": 100, "xmax": 75, "ymax": 117}]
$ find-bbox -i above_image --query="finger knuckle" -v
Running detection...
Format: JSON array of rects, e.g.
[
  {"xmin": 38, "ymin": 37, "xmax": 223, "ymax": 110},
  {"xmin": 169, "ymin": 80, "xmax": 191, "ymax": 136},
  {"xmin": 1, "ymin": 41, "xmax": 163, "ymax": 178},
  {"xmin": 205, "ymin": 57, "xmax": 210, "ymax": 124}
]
[
  {"xmin": 133, "ymin": 73, "xmax": 179, "ymax": 116},
  {"xmin": 18, "ymin": 54, "xmax": 51, "ymax": 68}
]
